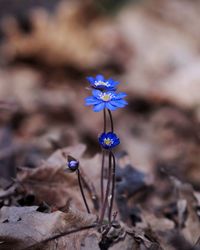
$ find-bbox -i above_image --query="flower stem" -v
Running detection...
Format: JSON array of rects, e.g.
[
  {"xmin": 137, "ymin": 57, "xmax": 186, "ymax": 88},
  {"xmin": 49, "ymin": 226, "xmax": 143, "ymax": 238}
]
[
  {"xmin": 107, "ymin": 109, "xmax": 114, "ymax": 132},
  {"xmin": 99, "ymin": 151, "xmax": 112, "ymax": 224},
  {"xmin": 77, "ymin": 169, "xmax": 90, "ymax": 214},
  {"xmin": 103, "ymin": 109, "xmax": 106, "ymax": 132},
  {"xmin": 108, "ymin": 151, "xmax": 116, "ymax": 223},
  {"xmin": 100, "ymin": 149, "xmax": 105, "ymax": 205},
  {"xmin": 78, "ymin": 169, "xmax": 99, "ymax": 211},
  {"xmin": 100, "ymin": 109, "xmax": 107, "ymax": 206}
]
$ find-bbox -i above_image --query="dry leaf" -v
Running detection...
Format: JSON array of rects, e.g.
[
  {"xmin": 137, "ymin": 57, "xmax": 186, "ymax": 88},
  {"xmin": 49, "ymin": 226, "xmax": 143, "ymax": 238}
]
[
  {"xmin": 17, "ymin": 144, "xmax": 95, "ymax": 210},
  {"xmin": 171, "ymin": 177, "xmax": 200, "ymax": 245},
  {"xmin": 0, "ymin": 205, "xmax": 97, "ymax": 250}
]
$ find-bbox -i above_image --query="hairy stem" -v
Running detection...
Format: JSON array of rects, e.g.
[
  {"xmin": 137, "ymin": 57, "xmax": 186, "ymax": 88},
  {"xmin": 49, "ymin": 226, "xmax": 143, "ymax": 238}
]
[
  {"xmin": 103, "ymin": 109, "xmax": 106, "ymax": 132},
  {"xmin": 100, "ymin": 150, "xmax": 105, "ymax": 206},
  {"xmin": 99, "ymin": 151, "xmax": 112, "ymax": 224},
  {"xmin": 108, "ymin": 151, "xmax": 116, "ymax": 223},
  {"xmin": 79, "ymin": 169, "xmax": 99, "ymax": 211},
  {"xmin": 100, "ymin": 109, "xmax": 107, "ymax": 207},
  {"xmin": 107, "ymin": 109, "xmax": 114, "ymax": 132},
  {"xmin": 77, "ymin": 169, "xmax": 91, "ymax": 214}
]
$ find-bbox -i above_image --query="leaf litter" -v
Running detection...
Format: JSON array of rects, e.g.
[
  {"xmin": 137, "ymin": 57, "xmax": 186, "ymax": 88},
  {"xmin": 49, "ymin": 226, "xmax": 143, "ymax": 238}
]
[{"xmin": 0, "ymin": 0, "xmax": 200, "ymax": 249}]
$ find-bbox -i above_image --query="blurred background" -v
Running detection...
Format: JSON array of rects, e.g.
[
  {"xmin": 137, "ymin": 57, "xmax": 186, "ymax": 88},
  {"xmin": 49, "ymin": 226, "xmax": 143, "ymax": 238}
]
[{"xmin": 0, "ymin": 0, "xmax": 199, "ymax": 189}]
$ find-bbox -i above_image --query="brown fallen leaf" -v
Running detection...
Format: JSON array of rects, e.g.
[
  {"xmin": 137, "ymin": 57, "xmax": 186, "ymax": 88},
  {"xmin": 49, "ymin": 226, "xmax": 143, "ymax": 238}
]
[
  {"xmin": 17, "ymin": 144, "xmax": 98, "ymax": 211},
  {"xmin": 109, "ymin": 233, "xmax": 138, "ymax": 250},
  {"xmin": 139, "ymin": 213, "xmax": 175, "ymax": 232},
  {"xmin": 0, "ymin": 205, "xmax": 97, "ymax": 250},
  {"xmin": 80, "ymin": 233, "xmax": 100, "ymax": 250},
  {"xmin": 171, "ymin": 177, "xmax": 200, "ymax": 245}
]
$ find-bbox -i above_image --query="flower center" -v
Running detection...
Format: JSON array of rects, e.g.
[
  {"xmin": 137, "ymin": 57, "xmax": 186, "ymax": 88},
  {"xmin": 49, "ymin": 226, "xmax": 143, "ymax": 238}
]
[
  {"xmin": 100, "ymin": 93, "xmax": 113, "ymax": 102},
  {"xmin": 104, "ymin": 138, "xmax": 113, "ymax": 146},
  {"xmin": 95, "ymin": 81, "xmax": 109, "ymax": 87}
]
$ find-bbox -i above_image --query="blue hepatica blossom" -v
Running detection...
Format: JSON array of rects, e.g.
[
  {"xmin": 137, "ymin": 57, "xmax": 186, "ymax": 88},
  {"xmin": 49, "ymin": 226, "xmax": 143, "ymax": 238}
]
[
  {"xmin": 68, "ymin": 160, "xmax": 79, "ymax": 171},
  {"xmin": 85, "ymin": 90, "xmax": 128, "ymax": 112},
  {"xmin": 99, "ymin": 132, "xmax": 120, "ymax": 149},
  {"xmin": 86, "ymin": 74, "xmax": 119, "ymax": 91},
  {"xmin": 67, "ymin": 156, "xmax": 79, "ymax": 171}
]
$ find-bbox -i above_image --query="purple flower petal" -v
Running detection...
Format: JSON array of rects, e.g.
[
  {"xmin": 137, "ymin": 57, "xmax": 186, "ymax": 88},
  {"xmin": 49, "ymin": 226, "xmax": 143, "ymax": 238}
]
[
  {"xmin": 86, "ymin": 76, "xmax": 95, "ymax": 84},
  {"xmin": 108, "ymin": 78, "xmax": 119, "ymax": 86},
  {"xmin": 96, "ymin": 74, "xmax": 105, "ymax": 82},
  {"xmin": 105, "ymin": 102, "xmax": 118, "ymax": 111},
  {"xmin": 92, "ymin": 89, "xmax": 102, "ymax": 99},
  {"xmin": 113, "ymin": 92, "xmax": 127, "ymax": 100},
  {"xmin": 93, "ymin": 102, "xmax": 105, "ymax": 112},
  {"xmin": 110, "ymin": 100, "xmax": 127, "ymax": 108},
  {"xmin": 85, "ymin": 96, "xmax": 101, "ymax": 106}
]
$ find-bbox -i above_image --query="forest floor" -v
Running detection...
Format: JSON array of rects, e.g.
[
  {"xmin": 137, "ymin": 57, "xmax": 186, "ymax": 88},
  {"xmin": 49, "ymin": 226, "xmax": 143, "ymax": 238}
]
[{"xmin": 0, "ymin": 0, "xmax": 200, "ymax": 249}]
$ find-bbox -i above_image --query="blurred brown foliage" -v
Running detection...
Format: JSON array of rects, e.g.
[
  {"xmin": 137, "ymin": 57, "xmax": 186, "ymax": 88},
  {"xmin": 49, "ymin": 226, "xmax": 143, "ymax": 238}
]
[{"xmin": 0, "ymin": 0, "xmax": 200, "ymax": 249}]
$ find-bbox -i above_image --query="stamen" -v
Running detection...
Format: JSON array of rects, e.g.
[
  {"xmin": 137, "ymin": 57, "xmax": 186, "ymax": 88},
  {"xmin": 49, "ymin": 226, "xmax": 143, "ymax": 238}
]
[
  {"xmin": 104, "ymin": 138, "xmax": 113, "ymax": 146},
  {"xmin": 100, "ymin": 93, "xmax": 113, "ymax": 102}
]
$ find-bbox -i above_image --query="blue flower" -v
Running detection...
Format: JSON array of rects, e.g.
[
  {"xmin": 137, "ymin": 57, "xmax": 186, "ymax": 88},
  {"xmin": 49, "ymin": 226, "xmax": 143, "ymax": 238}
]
[
  {"xmin": 67, "ymin": 156, "xmax": 79, "ymax": 171},
  {"xmin": 98, "ymin": 132, "xmax": 120, "ymax": 149},
  {"xmin": 85, "ymin": 90, "xmax": 127, "ymax": 112},
  {"xmin": 86, "ymin": 74, "xmax": 119, "ymax": 91}
]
